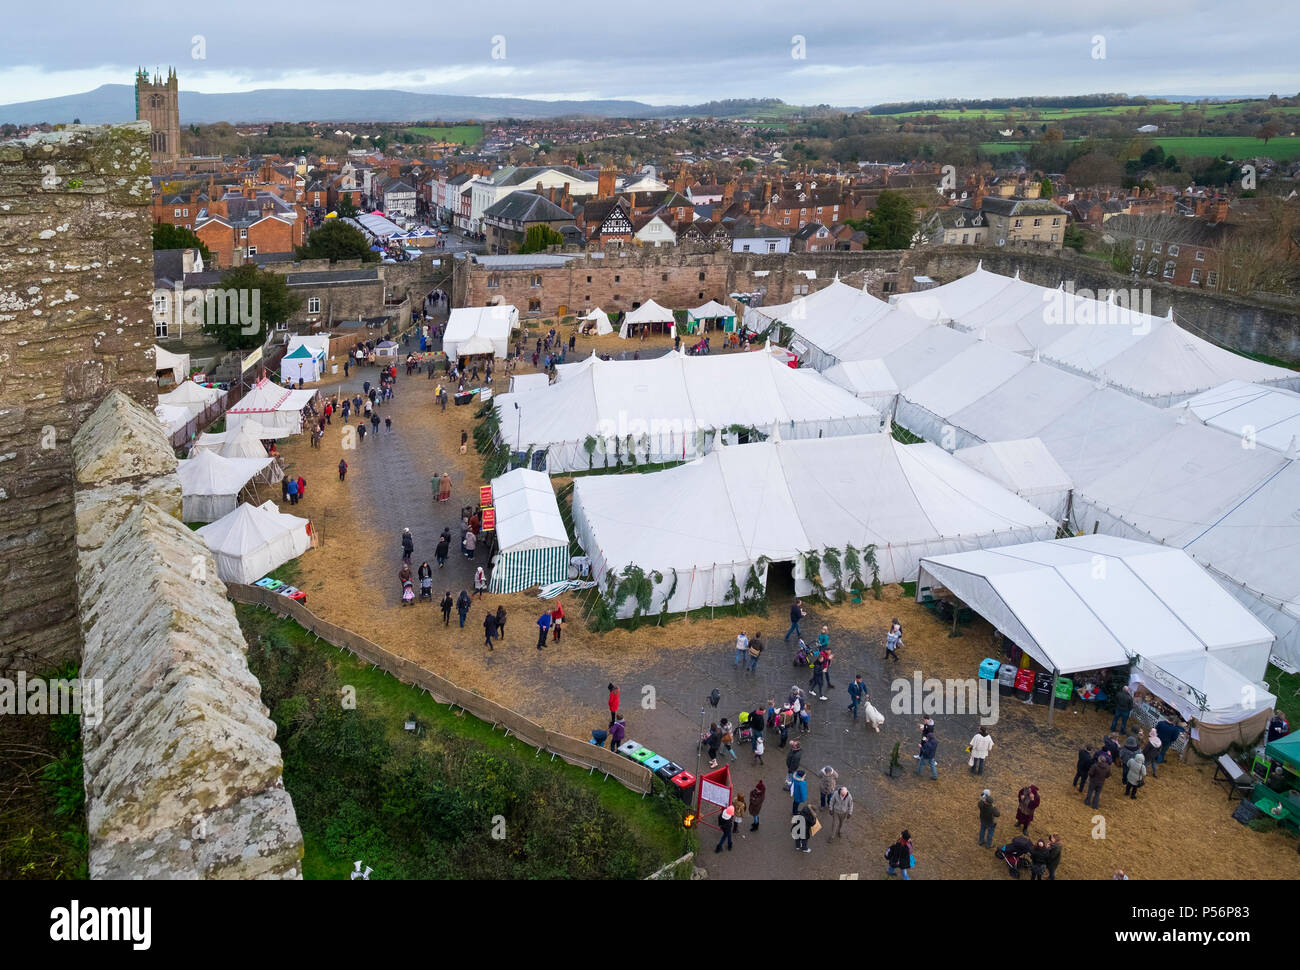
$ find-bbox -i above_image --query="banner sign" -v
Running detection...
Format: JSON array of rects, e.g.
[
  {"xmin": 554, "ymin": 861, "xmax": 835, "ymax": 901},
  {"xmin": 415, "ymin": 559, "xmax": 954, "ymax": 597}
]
[
  {"xmin": 481, "ymin": 507, "xmax": 495, "ymax": 531},
  {"xmin": 479, "ymin": 485, "xmax": 493, "ymax": 507}
]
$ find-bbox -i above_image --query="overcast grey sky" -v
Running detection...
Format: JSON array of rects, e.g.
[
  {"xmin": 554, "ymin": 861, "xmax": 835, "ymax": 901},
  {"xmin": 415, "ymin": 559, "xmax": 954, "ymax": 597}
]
[{"xmin": 1, "ymin": 0, "xmax": 1295, "ymax": 106}]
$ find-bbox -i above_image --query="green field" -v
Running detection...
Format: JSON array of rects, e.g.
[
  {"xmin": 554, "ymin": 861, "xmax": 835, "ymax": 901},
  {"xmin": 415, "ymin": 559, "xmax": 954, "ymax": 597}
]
[
  {"xmin": 884, "ymin": 102, "xmax": 1300, "ymax": 121},
  {"xmin": 980, "ymin": 134, "xmax": 1300, "ymax": 161},
  {"xmin": 408, "ymin": 124, "xmax": 484, "ymax": 145}
]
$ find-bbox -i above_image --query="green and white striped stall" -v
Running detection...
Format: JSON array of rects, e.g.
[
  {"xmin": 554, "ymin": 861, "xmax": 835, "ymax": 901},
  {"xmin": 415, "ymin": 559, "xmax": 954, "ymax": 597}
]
[{"xmin": 488, "ymin": 468, "xmax": 571, "ymax": 594}]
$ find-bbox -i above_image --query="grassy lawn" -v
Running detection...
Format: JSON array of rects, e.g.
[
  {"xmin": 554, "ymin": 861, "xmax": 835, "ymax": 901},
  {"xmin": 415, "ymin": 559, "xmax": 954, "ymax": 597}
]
[
  {"xmin": 235, "ymin": 604, "xmax": 693, "ymax": 879},
  {"xmin": 408, "ymin": 124, "xmax": 484, "ymax": 146},
  {"xmin": 980, "ymin": 135, "xmax": 1300, "ymax": 161},
  {"xmin": 1266, "ymin": 664, "xmax": 1300, "ymax": 728},
  {"xmin": 888, "ymin": 103, "xmax": 1300, "ymax": 121}
]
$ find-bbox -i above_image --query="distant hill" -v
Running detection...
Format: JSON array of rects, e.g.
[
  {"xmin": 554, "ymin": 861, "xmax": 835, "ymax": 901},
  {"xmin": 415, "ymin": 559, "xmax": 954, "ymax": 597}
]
[{"xmin": 0, "ymin": 86, "xmax": 819, "ymax": 125}]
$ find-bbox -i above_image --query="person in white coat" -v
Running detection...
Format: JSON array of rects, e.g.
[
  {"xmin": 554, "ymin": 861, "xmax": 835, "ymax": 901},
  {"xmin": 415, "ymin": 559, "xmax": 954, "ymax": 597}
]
[{"xmin": 969, "ymin": 726, "xmax": 995, "ymax": 775}]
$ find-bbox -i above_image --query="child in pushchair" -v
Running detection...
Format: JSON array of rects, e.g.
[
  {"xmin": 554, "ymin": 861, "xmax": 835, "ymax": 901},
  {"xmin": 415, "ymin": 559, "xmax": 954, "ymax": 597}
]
[
  {"xmin": 401, "ymin": 579, "xmax": 415, "ymax": 606},
  {"xmin": 995, "ymin": 835, "xmax": 1037, "ymax": 878}
]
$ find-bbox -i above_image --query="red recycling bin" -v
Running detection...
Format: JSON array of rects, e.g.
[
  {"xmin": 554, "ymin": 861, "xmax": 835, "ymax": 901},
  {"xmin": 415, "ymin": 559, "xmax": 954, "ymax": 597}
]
[
  {"xmin": 670, "ymin": 770, "xmax": 696, "ymax": 804},
  {"xmin": 1014, "ymin": 668, "xmax": 1035, "ymax": 695}
]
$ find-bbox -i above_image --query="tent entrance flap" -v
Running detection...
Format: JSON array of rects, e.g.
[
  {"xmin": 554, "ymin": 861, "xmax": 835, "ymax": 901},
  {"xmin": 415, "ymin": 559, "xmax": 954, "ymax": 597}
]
[{"xmin": 766, "ymin": 560, "xmax": 795, "ymax": 602}]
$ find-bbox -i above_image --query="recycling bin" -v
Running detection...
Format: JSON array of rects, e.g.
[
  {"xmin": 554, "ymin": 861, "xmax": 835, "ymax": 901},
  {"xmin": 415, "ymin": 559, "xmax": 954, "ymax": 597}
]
[
  {"xmin": 979, "ymin": 657, "xmax": 1001, "ymax": 681},
  {"xmin": 656, "ymin": 760, "xmax": 684, "ymax": 782},
  {"xmin": 670, "ymin": 770, "xmax": 696, "ymax": 804},
  {"xmin": 1014, "ymin": 667, "xmax": 1035, "ymax": 700},
  {"xmin": 1054, "ymin": 676, "xmax": 1074, "ymax": 709},
  {"xmin": 633, "ymin": 747, "xmax": 657, "ymax": 765},
  {"xmin": 1034, "ymin": 672, "xmax": 1054, "ymax": 703},
  {"xmin": 998, "ymin": 664, "xmax": 1018, "ymax": 696},
  {"xmin": 644, "ymin": 754, "xmax": 670, "ymax": 774},
  {"xmin": 617, "ymin": 740, "xmax": 643, "ymax": 759}
]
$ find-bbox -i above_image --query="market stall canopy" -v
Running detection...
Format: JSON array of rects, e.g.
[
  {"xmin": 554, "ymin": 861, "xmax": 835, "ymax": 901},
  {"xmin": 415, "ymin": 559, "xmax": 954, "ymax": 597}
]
[
  {"xmin": 580, "ymin": 307, "xmax": 614, "ymax": 336},
  {"xmin": 177, "ymin": 449, "xmax": 273, "ymax": 523},
  {"xmin": 488, "ymin": 468, "xmax": 570, "ymax": 593},
  {"xmin": 916, "ymin": 534, "xmax": 1276, "ymax": 679},
  {"xmin": 153, "ymin": 344, "xmax": 190, "ymax": 384},
  {"xmin": 688, "ymin": 300, "xmax": 734, "ymax": 320},
  {"xmin": 443, "ymin": 305, "xmax": 518, "ymax": 362},
  {"xmin": 1265, "ymin": 731, "xmax": 1300, "ymax": 772},
  {"xmin": 196, "ymin": 500, "xmax": 311, "ymax": 585},
  {"xmin": 224, "ymin": 377, "xmax": 317, "ymax": 437},
  {"xmin": 280, "ymin": 343, "xmax": 325, "ymax": 383},
  {"xmin": 190, "ymin": 422, "xmax": 282, "ymax": 481},
  {"xmin": 1129, "ymin": 650, "xmax": 1276, "ymax": 727},
  {"xmin": 619, "ymin": 299, "xmax": 675, "ymax": 338}
]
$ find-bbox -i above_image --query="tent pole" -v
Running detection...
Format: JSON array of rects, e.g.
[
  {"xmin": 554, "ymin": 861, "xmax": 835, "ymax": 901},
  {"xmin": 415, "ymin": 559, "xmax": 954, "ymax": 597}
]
[{"xmin": 1048, "ymin": 666, "xmax": 1058, "ymax": 727}]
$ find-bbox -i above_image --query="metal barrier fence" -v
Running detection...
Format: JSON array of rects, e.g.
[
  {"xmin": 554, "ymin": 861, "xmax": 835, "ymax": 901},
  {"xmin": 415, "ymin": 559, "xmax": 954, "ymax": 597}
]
[{"xmin": 227, "ymin": 583, "xmax": 653, "ymax": 794}]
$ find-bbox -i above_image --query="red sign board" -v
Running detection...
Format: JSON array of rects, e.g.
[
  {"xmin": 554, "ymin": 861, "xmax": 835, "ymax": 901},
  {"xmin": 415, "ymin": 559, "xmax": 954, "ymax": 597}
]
[
  {"xmin": 479, "ymin": 485, "xmax": 493, "ymax": 507},
  {"xmin": 481, "ymin": 507, "xmax": 496, "ymax": 531}
]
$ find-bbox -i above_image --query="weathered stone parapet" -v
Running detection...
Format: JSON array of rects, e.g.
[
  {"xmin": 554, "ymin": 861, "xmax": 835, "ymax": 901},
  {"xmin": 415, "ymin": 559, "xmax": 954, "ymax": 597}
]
[
  {"xmin": 0, "ymin": 123, "xmax": 155, "ymax": 670},
  {"xmin": 73, "ymin": 391, "xmax": 303, "ymax": 879}
]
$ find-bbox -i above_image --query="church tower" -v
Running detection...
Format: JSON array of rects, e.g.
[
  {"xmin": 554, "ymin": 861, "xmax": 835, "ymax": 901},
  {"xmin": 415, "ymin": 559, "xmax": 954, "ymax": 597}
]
[{"xmin": 135, "ymin": 67, "xmax": 180, "ymax": 173}]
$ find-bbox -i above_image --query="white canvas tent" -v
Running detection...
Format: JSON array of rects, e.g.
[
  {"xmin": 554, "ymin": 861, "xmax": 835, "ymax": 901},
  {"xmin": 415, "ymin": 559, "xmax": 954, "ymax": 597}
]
[
  {"xmin": 571, "ymin": 433, "xmax": 1057, "ymax": 617},
  {"xmin": 1182, "ymin": 380, "xmax": 1300, "ymax": 456},
  {"xmin": 443, "ymin": 305, "xmax": 517, "ymax": 362},
  {"xmin": 177, "ymin": 449, "xmax": 273, "ymax": 523},
  {"xmin": 1129, "ymin": 651, "xmax": 1277, "ymax": 731},
  {"xmin": 280, "ymin": 343, "xmax": 326, "ymax": 384},
  {"xmin": 190, "ymin": 422, "xmax": 283, "ymax": 482},
  {"xmin": 495, "ymin": 349, "xmax": 882, "ymax": 473},
  {"xmin": 580, "ymin": 307, "xmax": 614, "ymax": 336},
  {"xmin": 822, "ymin": 359, "xmax": 899, "ymax": 411},
  {"xmin": 224, "ymin": 377, "xmax": 317, "ymax": 437},
  {"xmin": 915, "ymin": 534, "xmax": 1276, "ymax": 681},
  {"xmin": 197, "ymin": 500, "xmax": 311, "ymax": 585},
  {"xmin": 153, "ymin": 344, "xmax": 190, "ymax": 385},
  {"xmin": 619, "ymin": 299, "xmax": 675, "ymax": 338},
  {"xmin": 155, "ymin": 402, "xmax": 201, "ymax": 448},
  {"xmin": 953, "ymin": 438, "xmax": 1072, "ymax": 521},
  {"xmin": 488, "ymin": 469, "xmax": 570, "ymax": 593},
  {"xmin": 892, "ymin": 265, "xmax": 1299, "ymax": 405}
]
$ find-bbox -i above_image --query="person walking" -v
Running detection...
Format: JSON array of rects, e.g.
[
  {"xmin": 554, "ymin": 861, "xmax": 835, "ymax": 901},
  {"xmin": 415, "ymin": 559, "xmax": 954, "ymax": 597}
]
[
  {"xmin": 473, "ymin": 565, "xmax": 487, "ymax": 599},
  {"xmin": 815, "ymin": 624, "xmax": 830, "ymax": 661},
  {"xmin": 714, "ymin": 805, "xmax": 737, "ymax": 853},
  {"xmin": 752, "ymin": 730, "xmax": 765, "ymax": 766},
  {"xmin": 551, "ymin": 600, "xmax": 565, "ymax": 643},
  {"xmin": 437, "ymin": 472, "xmax": 451, "ymax": 503},
  {"xmin": 385, "ymin": 416, "xmax": 392, "ymax": 435},
  {"xmin": 356, "ymin": 422, "xmax": 366, "ymax": 445},
  {"xmin": 435, "ymin": 535, "xmax": 449, "ymax": 569},
  {"xmin": 790, "ymin": 768, "xmax": 808, "ymax": 817},
  {"xmin": 495, "ymin": 605, "xmax": 507, "ymax": 640},
  {"xmin": 1085, "ymin": 755, "xmax": 1110, "ymax": 809},
  {"xmin": 784, "ymin": 740, "xmax": 803, "ymax": 791},
  {"xmin": 885, "ymin": 831, "xmax": 914, "ymax": 880},
  {"xmin": 969, "ymin": 727, "xmax": 994, "ymax": 775},
  {"xmin": 824, "ymin": 785, "xmax": 854, "ymax": 841},
  {"xmin": 536, "ymin": 610, "xmax": 551, "ymax": 650},
  {"xmin": 705, "ymin": 722, "xmax": 721, "ymax": 769},
  {"xmin": 440, "ymin": 590, "xmax": 453, "ymax": 626},
  {"xmin": 749, "ymin": 780, "xmax": 766, "ymax": 832},
  {"xmin": 784, "ymin": 599, "xmax": 805, "ymax": 642},
  {"xmin": 483, "ymin": 610, "xmax": 498, "ymax": 651},
  {"xmin": 1073, "ymin": 745, "xmax": 1094, "ymax": 792},
  {"xmin": 847, "ymin": 674, "xmax": 869, "ymax": 722},
  {"xmin": 719, "ymin": 719, "xmax": 737, "ymax": 762},
  {"xmin": 459, "ymin": 429, "xmax": 469, "ymax": 454},
  {"xmin": 338, "ymin": 458, "xmax": 348, "ymax": 482},
  {"xmin": 733, "ymin": 631, "xmax": 750, "ymax": 667},
  {"xmin": 794, "ymin": 804, "xmax": 816, "ymax": 854},
  {"xmin": 1110, "ymin": 686, "xmax": 1134, "ymax": 734},
  {"xmin": 809, "ymin": 651, "xmax": 826, "ymax": 699},
  {"xmin": 746, "ymin": 632, "xmax": 763, "ymax": 672},
  {"xmin": 401, "ymin": 528, "xmax": 414, "ymax": 564},
  {"xmin": 1142, "ymin": 728, "xmax": 1162, "ymax": 779},
  {"xmin": 286, "ymin": 476, "xmax": 299, "ymax": 505},
  {"xmin": 818, "ymin": 765, "xmax": 839, "ymax": 809},
  {"xmin": 978, "ymin": 790, "xmax": 1000, "ymax": 848},
  {"xmin": 916, "ymin": 732, "xmax": 938, "ymax": 780},
  {"xmin": 821, "ymin": 648, "xmax": 835, "ymax": 690},
  {"xmin": 1016, "ymin": 785, "xmax": 1040, "ymax": 835},
  {"xmin": 608, "ymin": 714, "xmax": 626, "ymax": 751},
  {"xmin": 463, "ymin": 528, "xmax": 476, "ymax": 560},
  {"xmin": 1124, "ymin": 752, "xmax": 1147, "ymax": 799},
  {"xmin": 295, "ymin": 475, "xmax": 306, "ymax": 503},
  {"xmin": 370, "ymin": 412, "xmax": 380, "ymax": 438},
  {"xmin": 607, "ymin": 684, "xmax": 620, "ymax": 727},
  {"xmin": 884, "ymin": 619, "xmax": 903, "ymax": 663},
  {"xmin": 456, "ymin": 589, "xmax": 471, "ymax": 628}
]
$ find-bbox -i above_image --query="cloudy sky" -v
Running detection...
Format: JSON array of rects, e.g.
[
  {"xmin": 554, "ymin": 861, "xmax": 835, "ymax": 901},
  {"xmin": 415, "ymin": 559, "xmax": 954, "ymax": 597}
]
[{"xmin": 1, "ymin": 0, "xmax": 1295, "ymax": 107}]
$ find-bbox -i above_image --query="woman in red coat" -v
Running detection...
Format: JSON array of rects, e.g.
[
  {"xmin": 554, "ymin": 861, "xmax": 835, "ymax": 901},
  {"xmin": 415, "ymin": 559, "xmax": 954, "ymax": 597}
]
[
  {"xmin": 1016, "ymin": 784, "xmax": 1040, "ymax": 835},
  {"xmin": 551, "ymin": 600, "xmax": 565, "ymax": 642}
]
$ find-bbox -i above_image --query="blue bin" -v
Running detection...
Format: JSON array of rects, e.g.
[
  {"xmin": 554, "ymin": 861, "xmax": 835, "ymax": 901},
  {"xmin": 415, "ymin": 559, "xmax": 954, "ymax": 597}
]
[
  {"xmin": 617, "ymin": 740, "xmax": 643, "ymax": 759},
  {"xmin": 979, "ymin": 657, "xmax": 1001, "ymax": 681},
  {"xmin": 644, "ymin": 754, "xmax": 670, "ymax": 773}
]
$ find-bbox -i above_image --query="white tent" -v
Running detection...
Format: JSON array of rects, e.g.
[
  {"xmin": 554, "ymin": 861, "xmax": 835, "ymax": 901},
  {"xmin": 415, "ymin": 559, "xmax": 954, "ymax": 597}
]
[
  {"xmin": 443, "ymin": 305, "xmax": 517, "ymax": 362},
  {"xmin": 488, "ymin": 469, "xmax": 570, "ymax": 593},
  {"xmin": 153, "ymin": 344, "xmax": 190, "ymax": 385},
  {"xmin": 190, "ymin": 422, "xmax": 283, "ymax": 482},
  {"xmin": 507, "ymin": 372, "xmax": 551, "ymax": 395},
  {"xmin": 686, "ymin": 299, "xmax": 736, "ymax": 333},
  {"xmin": 892, "ymin": 265, "xmax": 1299, "ymax": 405},
  {"xmin": 280, "ymin": 343, "xmax": 326, "ymax": 383},
  {"xmin": 196, "ymin": 500, "xmax": 311, "ymax": 585},
  {"xmin": 155, "ymin": 402, "xmax": 200, "ymax": 448},
  {"xmin": 224, "ymin": 377, "xmax": 317, "ymax": 437},
  {"xmin": 822, "ymin": 359, "xmax": 899, "ymax": 411},
  {"xmin": 177, "ymin": 449, "xmax": 274, "ymax": 523},
  {"xmin": 953, "ymin": 438, "xmax": 1072, "ymax": 521},
  {"xmin": 580, "ymin": 307, "xmax": 614, "ymax": 336},
  {"xmin": 495, "ymin": 349, "xmax": 882, "ymax": 473},
  {"xmin": 915, "ymin": 534, "xmax": 1276, "ymax": 680},
  {"xmin": 159, "ymin": 379, "xmax": 225, "ymax": 412},
  {"xmin": 1182, "ymin": 380, "xmax": 1300, "ymax": 456},
  {"xmin": 1129, "ymin": 651, "xmax": 1277, "ymax": 730},
  {"xmin": 571, "ymin": 433, "xmax": 1057, "ymax": 617},
  {"xmin": 619, "ymin": 299, "xmax": 675, "ymax": 338}
]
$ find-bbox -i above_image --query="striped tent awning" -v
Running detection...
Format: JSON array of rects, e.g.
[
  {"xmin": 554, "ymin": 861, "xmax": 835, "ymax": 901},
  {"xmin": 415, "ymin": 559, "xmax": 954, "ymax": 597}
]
[{"xmin": 490, "ymin": 544, "xmax": 570, "ymax": 594}]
